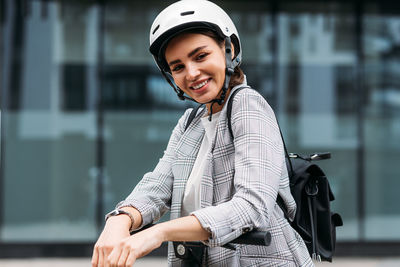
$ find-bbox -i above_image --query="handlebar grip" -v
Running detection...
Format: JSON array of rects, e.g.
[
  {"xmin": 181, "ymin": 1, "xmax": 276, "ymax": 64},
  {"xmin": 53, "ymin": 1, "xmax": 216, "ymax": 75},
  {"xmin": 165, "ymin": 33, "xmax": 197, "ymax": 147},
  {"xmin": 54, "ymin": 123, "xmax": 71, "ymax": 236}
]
[
  {"xmin": 230, "ymin": 231, "xmax": 271, "ymax": 246},
  {"xmin": 310, "ymin": 152, "xmax": 331, "ymax": 161}
]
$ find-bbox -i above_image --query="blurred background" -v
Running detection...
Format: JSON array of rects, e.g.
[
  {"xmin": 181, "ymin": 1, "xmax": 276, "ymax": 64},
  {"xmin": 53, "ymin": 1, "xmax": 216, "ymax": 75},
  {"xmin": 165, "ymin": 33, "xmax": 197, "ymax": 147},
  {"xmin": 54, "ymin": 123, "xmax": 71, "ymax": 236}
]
[{"xmin": 1, "ymin": 0, "xmax": 400, "ymax": 261}]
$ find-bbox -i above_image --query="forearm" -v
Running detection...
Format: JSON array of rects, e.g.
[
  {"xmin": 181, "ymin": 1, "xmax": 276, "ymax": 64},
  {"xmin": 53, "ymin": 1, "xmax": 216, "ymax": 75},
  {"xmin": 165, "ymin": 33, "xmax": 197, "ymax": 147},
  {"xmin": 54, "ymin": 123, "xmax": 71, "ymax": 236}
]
[{"xmin": 155, "ymin": 215, "xmax": 210, "ymax": 243}]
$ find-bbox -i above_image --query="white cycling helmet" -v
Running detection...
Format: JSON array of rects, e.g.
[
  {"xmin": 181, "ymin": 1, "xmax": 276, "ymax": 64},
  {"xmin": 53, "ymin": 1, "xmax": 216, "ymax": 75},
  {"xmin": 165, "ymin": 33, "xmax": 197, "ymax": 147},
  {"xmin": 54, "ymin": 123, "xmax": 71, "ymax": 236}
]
[{"xmin": 149, "ymin": 0, "xmax": 242, "ymax": 72}]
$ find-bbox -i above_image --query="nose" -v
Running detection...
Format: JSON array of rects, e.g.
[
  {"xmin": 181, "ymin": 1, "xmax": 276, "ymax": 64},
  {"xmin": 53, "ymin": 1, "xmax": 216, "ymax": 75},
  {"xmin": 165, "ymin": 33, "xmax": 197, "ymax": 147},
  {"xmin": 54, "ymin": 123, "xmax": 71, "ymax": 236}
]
[{"xmin": 186, "ymin": 63, "xmax": 200, "ymax": 81}]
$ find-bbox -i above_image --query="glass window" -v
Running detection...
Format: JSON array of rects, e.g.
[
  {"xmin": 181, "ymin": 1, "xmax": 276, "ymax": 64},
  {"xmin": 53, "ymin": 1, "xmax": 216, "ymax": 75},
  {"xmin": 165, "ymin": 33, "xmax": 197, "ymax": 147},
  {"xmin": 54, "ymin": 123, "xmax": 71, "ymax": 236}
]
[
  {"xmin": 1, "ymin": 0, "xmax": 98, "ymax": 242},
  {"xmin": 277, "ymin": 2, "xmax": 358, "ymax": 240},
  {"xmin": 363, "ymin": 4, "xmax": 400, "ymax": 240},
  {"xmin": 102, "ymin": 1, "xmax": 184, "ymax": 219}
]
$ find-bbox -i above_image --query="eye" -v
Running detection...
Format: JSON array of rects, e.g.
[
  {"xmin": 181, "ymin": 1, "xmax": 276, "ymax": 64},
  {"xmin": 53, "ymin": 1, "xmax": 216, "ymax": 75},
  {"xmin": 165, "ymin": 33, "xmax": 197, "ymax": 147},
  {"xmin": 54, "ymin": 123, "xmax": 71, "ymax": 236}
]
[
  {"xmin": 196, "ymin": 52, "xmax": 209, "ymax": 61},
  {"xmin": 171, "ymin": 64, "xmax": 184, "ymax": 72}
]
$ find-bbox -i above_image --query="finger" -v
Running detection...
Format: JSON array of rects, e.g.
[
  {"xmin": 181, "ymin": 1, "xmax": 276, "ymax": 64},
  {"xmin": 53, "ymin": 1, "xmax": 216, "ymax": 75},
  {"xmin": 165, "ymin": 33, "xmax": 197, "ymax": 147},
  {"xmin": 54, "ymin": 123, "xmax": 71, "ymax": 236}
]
[
  {"xmin": 125, "ymin": 250, "xmax": 137, "ymax": 267},
  {"xmin": 107, "ymin": 246, "xmax": 122, "ymax": 267},
  {"xmin": 105, "ymin": 249, "xmax": 114, "ymax": 267},
  {"xmin": 116, "ymin": 246, "xmax": 130, "ymax": 267},
  {"xmin": 105, "ymin": 246, "xmax": 117, "ymax": 267},
  {"xmin": 98, "ymin": 248, "xmax": 105, "ymax": 267},
  {"xmin": 91, "ymin": 246, "xmax": 99, "ymax": 267}
]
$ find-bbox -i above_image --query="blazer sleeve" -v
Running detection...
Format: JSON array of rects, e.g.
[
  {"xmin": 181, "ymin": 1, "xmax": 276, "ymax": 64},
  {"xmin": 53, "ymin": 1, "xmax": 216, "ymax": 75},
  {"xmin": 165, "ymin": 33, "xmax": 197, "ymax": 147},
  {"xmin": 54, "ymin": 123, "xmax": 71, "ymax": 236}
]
[
  {"xmin": 191, "ymin": 88, "xmax": 285, "ymax": 247},
  {"xmin": 116, "ymin": 109, "xmax": 192, "ymax": 229}
]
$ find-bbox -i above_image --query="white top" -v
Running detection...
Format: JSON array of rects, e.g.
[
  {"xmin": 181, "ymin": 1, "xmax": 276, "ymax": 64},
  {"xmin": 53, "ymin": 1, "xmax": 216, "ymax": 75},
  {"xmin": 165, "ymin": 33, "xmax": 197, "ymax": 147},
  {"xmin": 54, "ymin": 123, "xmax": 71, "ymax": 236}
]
[{"xmin": 181, "ymin": 111, "xmax": 221, "ymax": 216}]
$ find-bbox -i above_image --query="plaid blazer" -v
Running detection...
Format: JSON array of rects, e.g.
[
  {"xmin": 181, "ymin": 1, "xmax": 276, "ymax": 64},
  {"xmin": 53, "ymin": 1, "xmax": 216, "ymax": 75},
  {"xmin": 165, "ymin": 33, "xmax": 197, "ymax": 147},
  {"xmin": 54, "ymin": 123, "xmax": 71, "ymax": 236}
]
[{"xmin": 118, "ymin": 84, "xmax": 314, "ymax": 266}]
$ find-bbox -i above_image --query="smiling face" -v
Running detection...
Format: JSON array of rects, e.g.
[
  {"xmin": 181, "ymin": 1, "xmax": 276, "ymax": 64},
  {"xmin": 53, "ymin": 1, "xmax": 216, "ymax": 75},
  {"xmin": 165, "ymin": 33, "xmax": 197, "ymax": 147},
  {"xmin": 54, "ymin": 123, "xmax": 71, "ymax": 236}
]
[{"xmin": 164, "ymin": 33, "xmax": 227, "ymax": 110}]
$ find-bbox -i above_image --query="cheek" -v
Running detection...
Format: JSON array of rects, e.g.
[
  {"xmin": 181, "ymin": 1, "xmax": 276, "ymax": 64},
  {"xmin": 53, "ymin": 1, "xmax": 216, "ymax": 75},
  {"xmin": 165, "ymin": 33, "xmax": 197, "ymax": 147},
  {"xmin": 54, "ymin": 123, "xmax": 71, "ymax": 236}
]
[
  {"xmin": 171, "ymin": 73, "xmax": 184, "ymax": 87},
  {"xmin": 173, "ymin": 74, "xmax": 191, "ymax": 92}
]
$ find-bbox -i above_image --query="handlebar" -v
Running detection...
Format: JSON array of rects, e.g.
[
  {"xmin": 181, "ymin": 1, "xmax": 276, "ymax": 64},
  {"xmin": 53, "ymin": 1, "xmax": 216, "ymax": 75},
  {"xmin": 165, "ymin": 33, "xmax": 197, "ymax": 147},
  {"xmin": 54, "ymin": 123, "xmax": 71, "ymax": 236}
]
[
  {"xmin": 230, "ymin": 230, "xmax": 271, "ymax": 246},
  {"xmin": 132, "ymin": 224, "xmax": 271, "ymax": 247},
  {"xmin": 289, "ymin": 152, "xmax": 331, "ymax": 161}
]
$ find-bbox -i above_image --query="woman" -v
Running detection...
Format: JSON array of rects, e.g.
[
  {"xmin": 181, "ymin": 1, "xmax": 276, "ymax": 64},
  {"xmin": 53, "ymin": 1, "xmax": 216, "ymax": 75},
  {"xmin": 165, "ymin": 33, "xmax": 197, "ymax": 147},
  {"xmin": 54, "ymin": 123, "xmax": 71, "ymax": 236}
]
[{"xmin": 92, "ymin": 1, "xmax": 313, "ymax": 266}]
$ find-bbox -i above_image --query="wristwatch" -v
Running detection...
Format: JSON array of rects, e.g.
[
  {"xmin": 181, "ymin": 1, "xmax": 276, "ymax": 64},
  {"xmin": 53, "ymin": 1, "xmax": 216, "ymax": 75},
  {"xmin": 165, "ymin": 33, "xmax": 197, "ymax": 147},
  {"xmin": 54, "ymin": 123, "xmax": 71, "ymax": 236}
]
[{"xmin": 105, "ymin": 209, "xmax": 135, "ymax": 232}]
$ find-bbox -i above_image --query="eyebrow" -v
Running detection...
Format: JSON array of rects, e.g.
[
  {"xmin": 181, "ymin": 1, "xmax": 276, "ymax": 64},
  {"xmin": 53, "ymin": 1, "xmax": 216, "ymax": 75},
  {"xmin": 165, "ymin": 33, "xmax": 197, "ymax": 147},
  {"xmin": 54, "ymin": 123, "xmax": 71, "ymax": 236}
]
[{"xmin": 168, "ymin": 45, "xmax": 208, "ymax": 66}]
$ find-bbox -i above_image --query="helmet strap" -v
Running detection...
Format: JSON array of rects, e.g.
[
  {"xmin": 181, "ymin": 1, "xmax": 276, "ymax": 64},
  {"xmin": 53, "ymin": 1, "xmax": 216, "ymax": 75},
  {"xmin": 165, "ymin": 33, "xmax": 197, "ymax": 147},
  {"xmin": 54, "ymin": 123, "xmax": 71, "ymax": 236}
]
[{"xmin": 161, "ymin": 71, "xmax": 197, "ymax": 102}]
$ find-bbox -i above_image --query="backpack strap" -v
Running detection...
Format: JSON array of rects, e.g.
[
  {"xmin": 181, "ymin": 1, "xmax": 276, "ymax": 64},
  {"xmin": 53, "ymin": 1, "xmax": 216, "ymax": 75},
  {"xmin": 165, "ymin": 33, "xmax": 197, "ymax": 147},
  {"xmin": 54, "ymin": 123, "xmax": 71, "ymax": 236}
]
[
  {"xmin": 184, "ymin": 104, "xmax": 204, "ymax": 132},
  {"xmin": 226, "ymin": 86, "xmax": 293, "ymax": 217}
]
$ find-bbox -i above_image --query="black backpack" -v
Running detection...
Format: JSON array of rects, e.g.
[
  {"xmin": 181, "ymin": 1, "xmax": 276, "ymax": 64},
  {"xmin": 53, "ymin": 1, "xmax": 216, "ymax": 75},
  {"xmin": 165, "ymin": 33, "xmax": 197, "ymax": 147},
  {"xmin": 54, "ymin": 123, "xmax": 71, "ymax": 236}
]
[
  {"xmin": 185, "ymin": 86, "xmax": 343, "ymax": 262},
  {"xmin": 275, "ymin": 151, "xmax": 343, "ymax": 262}
]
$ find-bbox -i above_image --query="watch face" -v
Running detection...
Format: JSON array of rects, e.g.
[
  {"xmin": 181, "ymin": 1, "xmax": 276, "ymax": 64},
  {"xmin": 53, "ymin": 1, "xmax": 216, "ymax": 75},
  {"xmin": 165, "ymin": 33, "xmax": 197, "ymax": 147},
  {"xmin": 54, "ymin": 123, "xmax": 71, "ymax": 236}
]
[
  {"xmin": 105, "ymin": 209, "xmax": 120, "ymax": 220},
  {"xmin": 113, "ymin": 210, "xmax": 121, "ymax": 215}
]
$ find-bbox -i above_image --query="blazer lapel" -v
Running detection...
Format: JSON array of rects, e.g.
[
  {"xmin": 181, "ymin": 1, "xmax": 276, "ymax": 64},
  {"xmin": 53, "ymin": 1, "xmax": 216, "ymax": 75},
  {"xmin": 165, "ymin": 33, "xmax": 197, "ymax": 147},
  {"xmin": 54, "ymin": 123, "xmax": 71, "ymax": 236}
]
[
  {"xmin": 174, "ymin": 108, "xmax": 205, "ymax": 159},
  {"xmin": 170, "ymin": 108, "xmax": 205, "ymax": 218}
]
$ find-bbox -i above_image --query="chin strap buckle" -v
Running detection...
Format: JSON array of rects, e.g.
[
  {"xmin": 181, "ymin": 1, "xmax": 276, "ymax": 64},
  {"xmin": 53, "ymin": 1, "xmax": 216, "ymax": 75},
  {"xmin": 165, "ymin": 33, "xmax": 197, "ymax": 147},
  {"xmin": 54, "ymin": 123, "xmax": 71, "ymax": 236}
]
[{"xmin": 226, "ymin": 66, "xmax": 234, "ymax": 75}]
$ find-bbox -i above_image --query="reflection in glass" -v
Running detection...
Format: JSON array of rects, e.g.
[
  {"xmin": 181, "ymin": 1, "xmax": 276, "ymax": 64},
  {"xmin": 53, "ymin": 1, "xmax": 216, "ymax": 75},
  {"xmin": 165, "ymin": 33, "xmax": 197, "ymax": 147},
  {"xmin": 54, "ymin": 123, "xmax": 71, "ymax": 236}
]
[
  {"xmin": 363, "ymin": 8, "xmax": 400, "ymax": 240},
  {"xmin": 1, "ymin": 0, "xmax": 98, "ymax": 241},
  {"xmin": 277, "ymin": 2, "xmax": 358, "ymax": 240}
]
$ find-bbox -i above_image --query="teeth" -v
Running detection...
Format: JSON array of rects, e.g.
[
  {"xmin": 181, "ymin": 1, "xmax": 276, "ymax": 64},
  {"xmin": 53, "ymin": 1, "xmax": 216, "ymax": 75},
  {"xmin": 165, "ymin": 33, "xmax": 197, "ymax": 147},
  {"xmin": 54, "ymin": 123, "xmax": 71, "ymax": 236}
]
[{"xmin": 192, "ymin": 80, "xmax": 208, "ymax": 90}]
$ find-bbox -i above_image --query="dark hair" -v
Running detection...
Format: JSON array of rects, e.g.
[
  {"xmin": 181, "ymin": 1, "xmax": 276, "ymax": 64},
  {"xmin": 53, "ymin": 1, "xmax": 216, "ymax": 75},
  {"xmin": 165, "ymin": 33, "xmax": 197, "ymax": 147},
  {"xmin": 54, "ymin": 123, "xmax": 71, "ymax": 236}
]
[{"xmin": 163, "ymin": 29, "xmax": 244, "ymax": 89}]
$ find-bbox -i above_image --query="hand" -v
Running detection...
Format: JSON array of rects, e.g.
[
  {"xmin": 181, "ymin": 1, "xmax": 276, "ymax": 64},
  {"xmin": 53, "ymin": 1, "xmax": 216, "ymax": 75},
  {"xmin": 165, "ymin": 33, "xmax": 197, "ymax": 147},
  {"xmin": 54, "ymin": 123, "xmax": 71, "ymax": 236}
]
[
  {"xmin": 92, "ymin": 216, "xmax": 131, "ymax": 267},
  {"xmin": 106, "ymin": 225, "xmax": 165, "ymax": 267}
]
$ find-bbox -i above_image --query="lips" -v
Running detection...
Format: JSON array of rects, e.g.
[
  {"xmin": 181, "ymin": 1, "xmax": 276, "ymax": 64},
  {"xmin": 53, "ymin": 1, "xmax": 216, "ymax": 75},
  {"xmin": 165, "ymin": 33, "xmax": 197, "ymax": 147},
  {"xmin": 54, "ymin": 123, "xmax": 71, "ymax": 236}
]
[{"xmin": 190, "ymin": 78, "xmax": 210, "ymax": 90}]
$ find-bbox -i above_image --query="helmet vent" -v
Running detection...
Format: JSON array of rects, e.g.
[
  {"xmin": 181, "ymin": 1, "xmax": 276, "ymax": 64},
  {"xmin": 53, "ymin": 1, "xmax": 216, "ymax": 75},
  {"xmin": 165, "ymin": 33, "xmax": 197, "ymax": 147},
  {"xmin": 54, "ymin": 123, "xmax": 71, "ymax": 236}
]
[
  {"xmin": 180, "ymin": 11, "xmax": 195, "ymax": 16},
  {"xmin": 152, "ymin": 25, "xmax": 160, "ymax": 35}
]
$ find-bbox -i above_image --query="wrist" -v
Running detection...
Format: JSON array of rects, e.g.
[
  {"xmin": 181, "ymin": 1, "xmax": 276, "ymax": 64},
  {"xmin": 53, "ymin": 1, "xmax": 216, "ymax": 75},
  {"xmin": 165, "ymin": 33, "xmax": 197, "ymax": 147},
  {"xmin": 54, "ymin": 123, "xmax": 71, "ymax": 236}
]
[
  {"xmin": 105, "ymin": 209, "xmax": 135, "ymax": 232},
  {"xmin": 105, "ymin": 213, "xmax": 131, "ymax": 228},
  {"xmin": 152, "ymin": 223, "xmax": 168, "ymax": 243},
  {"xmin": 120, "ymin": 206, "xmax": 143, "ymax": 230}
]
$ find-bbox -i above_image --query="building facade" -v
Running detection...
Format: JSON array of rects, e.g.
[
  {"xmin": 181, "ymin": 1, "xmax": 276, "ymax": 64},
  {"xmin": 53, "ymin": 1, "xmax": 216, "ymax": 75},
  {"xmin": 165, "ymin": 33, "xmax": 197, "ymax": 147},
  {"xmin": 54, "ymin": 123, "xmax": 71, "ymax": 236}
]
[{"xmin": 1, "ymin": 0, "xmax": 400, "ymax": 257}]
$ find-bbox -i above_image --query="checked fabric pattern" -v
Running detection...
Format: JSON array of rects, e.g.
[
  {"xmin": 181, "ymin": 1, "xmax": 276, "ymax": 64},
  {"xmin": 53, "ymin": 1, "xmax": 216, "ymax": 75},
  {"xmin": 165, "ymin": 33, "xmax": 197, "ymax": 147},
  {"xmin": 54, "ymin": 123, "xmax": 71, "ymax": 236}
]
[{"xmin": 117, "ymin": 84, "xmax": 314, "ymax": 267}]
